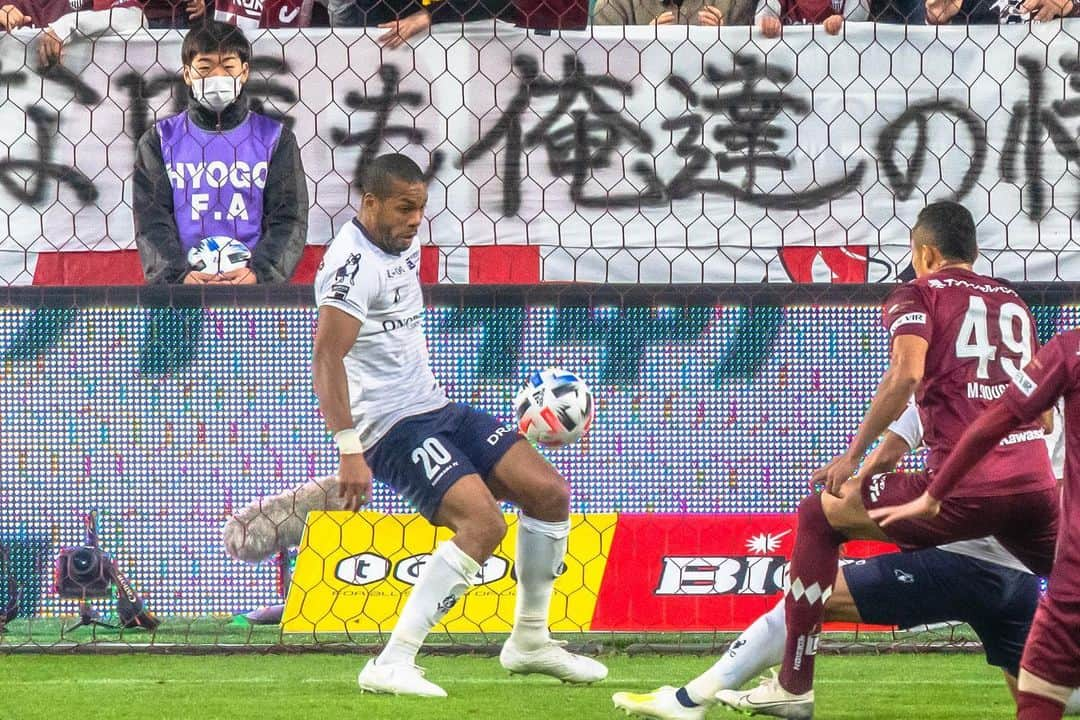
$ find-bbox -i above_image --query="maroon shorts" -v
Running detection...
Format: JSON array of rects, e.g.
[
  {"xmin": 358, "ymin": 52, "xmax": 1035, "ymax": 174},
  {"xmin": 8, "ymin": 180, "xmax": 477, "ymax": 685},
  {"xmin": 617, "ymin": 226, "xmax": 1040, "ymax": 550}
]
[
  {"xmin": 861, "ymin": 471, "xmax": 1058, "ymax": 577},
  {"xmin": 1021, "ymin": 594, "xmax": 1080, "ymax": 689}
]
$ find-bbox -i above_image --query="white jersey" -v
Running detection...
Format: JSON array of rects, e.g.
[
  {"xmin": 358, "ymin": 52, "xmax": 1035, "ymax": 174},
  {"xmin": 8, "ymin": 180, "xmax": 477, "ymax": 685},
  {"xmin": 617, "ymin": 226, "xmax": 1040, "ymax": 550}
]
[
  {"xmin": 886, "ymin": 401, "xmax": 1052, "ymax": 575},
  {"xmin": 314, "ymin": 219, "xmax": 448, "ymax": 448}
]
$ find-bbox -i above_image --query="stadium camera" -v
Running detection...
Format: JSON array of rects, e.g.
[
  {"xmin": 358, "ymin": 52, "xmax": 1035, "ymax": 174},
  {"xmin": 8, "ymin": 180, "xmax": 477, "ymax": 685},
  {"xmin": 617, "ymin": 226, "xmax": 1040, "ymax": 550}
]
[{"xmin": 54, "ymin": 512, "xmax": 160, "ymax": 632}]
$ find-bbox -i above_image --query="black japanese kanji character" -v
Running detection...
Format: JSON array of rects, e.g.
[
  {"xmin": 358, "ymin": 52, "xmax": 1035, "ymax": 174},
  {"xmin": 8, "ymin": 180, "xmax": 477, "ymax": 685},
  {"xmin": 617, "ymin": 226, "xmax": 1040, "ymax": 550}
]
[
  {"xmin": 330, "ymin": 64, "xmax": 443, "ymax": 191},
  {"xmin": 0, "ymin": 105, "xmax": 97, "ymax": 205},
  {"xmin": 1000, "ymin": 56, "xmax": 1080, "ymax": 220},
  {"xmin": 875, "ymin": 98, "xmax": 986, "ymax": 202},
  {"xmin": 35, "ymin": 62, "xmax": 100, "ymax": 106},
  {"xmin": 0, "ymin": 59, "xmax": 29, "ymax": 91},
  {"xmin": 648, "ymin": 56, "xmax": 865, "ymax": 208},
  {"xmin": 115, "ymin": 71, "xmax": 188, "ymax": 145},
  {"xmin": 245, "ymin": 57, "xmax": 299, "ymax": 131},
  {"xmin": 459, "ymin": 54, "xmax": 657, "ymax": 215}
]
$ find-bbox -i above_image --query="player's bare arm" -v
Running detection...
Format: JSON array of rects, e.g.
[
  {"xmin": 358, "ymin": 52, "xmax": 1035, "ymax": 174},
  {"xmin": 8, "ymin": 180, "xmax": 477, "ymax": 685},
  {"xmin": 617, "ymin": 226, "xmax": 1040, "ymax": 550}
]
[
  {"xmin": 854, "ymin": 428, "xmax": 911, "ymax": 484},
  {"xmin": 313, "ymin": 304, "xmax": 372, "ymax": 512},
  {"xmin": 814, "ymin": 334, "xmax": 927, "ymax": 497}
]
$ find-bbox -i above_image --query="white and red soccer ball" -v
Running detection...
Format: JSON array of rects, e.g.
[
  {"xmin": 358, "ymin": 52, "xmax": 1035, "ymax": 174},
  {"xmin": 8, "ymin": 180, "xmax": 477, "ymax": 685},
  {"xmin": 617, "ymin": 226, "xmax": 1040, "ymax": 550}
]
[{"xmin": 513, "ymin": 368, "xmax": 594, "ymax": 448}]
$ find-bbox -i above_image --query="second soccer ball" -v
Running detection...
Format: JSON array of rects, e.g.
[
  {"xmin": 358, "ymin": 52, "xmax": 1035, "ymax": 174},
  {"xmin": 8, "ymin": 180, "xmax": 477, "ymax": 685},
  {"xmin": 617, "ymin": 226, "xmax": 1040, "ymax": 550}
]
[{"xmin": 187, "ymin": 237, "xmax": 252, "ymax": 275}]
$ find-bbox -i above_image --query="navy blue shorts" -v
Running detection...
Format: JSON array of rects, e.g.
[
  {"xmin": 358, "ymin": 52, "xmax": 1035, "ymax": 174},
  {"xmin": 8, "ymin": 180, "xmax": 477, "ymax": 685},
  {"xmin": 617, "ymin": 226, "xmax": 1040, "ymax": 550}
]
[
  {"xmin": 842, "ymin": 547, "xmax": 1040, "ymax": 676},
  {"xmin": 364, "ymin": 403, "xmax": 521, "ymax": 522}
]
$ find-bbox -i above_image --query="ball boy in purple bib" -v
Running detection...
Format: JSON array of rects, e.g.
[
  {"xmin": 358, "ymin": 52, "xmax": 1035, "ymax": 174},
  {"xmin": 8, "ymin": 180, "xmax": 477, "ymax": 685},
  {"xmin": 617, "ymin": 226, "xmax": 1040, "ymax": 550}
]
[{"xmin": 133, "ymin": 21, "xmax": 308, "ymax": 285}]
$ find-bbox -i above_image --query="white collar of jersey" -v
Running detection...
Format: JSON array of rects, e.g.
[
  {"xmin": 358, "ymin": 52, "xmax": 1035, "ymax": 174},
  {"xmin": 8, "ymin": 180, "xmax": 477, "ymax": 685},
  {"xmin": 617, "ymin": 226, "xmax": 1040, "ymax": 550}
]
[{"xmin": 351, "ymin": 218, "xmax": 409, "ymax": 259}]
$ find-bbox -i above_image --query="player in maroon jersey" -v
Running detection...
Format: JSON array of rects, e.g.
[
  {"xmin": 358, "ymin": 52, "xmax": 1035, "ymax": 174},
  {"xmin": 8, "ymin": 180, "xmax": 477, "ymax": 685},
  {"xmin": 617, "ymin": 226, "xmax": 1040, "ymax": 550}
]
[
  {"xmin": 717, "ymin": 201, "xmax": 1059, "ymax": 720},
  {"xmin": 875, "ymin": 330, "xmax": 1080, "ymax": 720}
]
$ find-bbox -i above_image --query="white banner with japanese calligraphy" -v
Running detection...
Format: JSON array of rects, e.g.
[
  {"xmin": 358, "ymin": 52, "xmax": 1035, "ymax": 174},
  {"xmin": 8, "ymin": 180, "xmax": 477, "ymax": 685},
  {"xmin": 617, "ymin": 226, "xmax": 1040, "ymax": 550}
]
[{"xmin": 2, "ymin": 21, "xmax": 1080, "ymax": 285}]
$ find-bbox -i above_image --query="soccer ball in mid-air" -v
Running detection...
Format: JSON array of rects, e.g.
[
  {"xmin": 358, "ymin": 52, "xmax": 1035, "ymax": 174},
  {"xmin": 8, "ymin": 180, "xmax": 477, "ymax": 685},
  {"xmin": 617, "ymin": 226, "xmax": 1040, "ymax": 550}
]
[
  {"xmin": 187, "ymin": 237, "xmax": 251, "ymax": 275},
  {"xmin": 514, "ymin": 368, "xmax": 594, "ymax": 448}
]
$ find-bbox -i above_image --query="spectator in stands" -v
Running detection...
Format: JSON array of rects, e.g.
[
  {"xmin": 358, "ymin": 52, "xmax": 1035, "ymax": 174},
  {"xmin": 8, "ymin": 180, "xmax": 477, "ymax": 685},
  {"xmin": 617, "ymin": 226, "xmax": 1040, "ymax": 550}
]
[
  {"xmin": 143, "ymin": 0, "xmax": 209, "ymax": 27},
  {"xmin": 0, "ymin": 0, "xmax": 200, "ymax": 65},
  {"xmin": 756, "ymin": 0, "xmax": 867, "ymax": 36},
  {"xmin": 327, "ymin": 0, "xmax": 513, "ymax": 48},
  {"xmin": 132, "ymin": 21, "xmax": 309, "ymax": 285},
  {"xmin": 592, "ymin": 0, "xmax": 754, "ymax": 26},
  {"xmin": 922, "ymin": 0, "xmax": 1075, "ymax": 23},
  {"xmin": 215, "ymin": 0, "xmax": 315, "ymax": 28}
]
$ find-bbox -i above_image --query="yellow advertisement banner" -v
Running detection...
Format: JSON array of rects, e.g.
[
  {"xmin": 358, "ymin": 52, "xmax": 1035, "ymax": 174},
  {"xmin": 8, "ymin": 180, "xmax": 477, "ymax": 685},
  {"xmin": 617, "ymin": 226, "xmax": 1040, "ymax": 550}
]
[{"xmin": 282, "ymin": 512, "xmax": 617, "ymax": 634}]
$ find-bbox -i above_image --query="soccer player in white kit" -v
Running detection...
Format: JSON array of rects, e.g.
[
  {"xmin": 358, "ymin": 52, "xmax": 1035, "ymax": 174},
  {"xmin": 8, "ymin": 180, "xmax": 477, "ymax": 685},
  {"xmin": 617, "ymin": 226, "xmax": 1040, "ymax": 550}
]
[{"xmin": 312, "ymin": 153, "xmax": 607, "ymax": 697}]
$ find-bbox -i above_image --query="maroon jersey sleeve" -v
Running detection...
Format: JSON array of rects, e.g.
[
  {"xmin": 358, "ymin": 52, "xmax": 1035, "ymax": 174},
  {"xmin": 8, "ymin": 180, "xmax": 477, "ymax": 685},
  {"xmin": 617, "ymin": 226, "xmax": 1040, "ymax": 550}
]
[
  {"xmin": 882, "ymin": 284, "xmax": 932, "ymax": 344},
  {"xmin": 1002, "ymin": 334, "xmax": 1074, "ymax": 424}
]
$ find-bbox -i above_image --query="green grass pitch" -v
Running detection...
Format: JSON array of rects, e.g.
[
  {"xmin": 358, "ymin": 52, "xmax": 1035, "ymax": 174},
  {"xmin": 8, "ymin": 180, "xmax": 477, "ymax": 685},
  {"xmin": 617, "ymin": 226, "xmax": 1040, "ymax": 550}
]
[{"xmin": 0, "ymin": 653, "xmax": 1017, "ymax": 719}]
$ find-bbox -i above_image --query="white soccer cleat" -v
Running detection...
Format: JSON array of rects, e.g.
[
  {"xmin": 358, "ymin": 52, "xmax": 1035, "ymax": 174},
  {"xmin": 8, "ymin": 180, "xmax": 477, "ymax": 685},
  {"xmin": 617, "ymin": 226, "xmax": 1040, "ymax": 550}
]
[
  {"xmin": 357, "ymin": 658, "xmax": 448, "ymax": 697},
  {"xmin": 611, "ymin": 686, "xmax": 707, "ymax": 719},
  {"xmin": 715, "ymin": 673, "xmax": 814, "ymax": 719},
  {"xmin": 499, "ymin": 639, "xmax": 608, "ymax": 684}
]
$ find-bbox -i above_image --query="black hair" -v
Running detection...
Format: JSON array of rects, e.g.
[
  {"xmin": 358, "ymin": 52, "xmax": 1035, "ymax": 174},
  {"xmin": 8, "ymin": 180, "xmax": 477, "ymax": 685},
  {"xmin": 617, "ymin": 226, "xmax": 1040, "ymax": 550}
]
[
  {"xmin": 182, "ymin": 21, "xmax": 251, "ymax": 67},
  {"xmin": 914, "ymin": 200, "xmax": 978, "ymax": 263},
  {"xmin": 360, "ymin": 154, "xmax": 426, "ymax": 199}
]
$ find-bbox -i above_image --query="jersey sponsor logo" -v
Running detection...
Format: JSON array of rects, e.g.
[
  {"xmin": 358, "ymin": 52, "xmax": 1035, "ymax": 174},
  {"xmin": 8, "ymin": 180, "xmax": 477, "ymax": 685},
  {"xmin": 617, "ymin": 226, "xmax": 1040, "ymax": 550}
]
[
  {"xmin": 1012, "ymin": 369, "xmax": 1038, "ymax": 397},
  {"xmin": 926, "ymin": 277, "xmax": 1018, "ymax": 295},
  {"xmin": 889, "ymin": 312, "xmax": 927, "ymax": 335},
  {"xmin": 893, "ymin": 568, "xmax": 915, "ymax": 584},
  {"xmin": 654, "ymin": 555, "xmax": 788, "ymax": 596},
  {"xmin": 966, "ymin": 382, "xmax": 1009, "ymax": 400},
  {"xmin": 999, "ymin": 428, "xmax": 1044, "ymax": 446},
  {"xmin": 381, "ymin": 313, "xmax": 423, "ymax": 333}
]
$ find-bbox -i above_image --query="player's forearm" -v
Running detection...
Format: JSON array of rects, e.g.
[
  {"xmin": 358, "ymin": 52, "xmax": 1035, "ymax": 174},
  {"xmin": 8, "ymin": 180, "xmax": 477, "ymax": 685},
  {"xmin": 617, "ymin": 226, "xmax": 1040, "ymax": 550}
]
[
  {"xmin": 312, "ymin": 353, "xmax": 355, "ymax": 434},
  {"xmin": 846, "ymin": 369, "xmax": 918, "ymax": 462},
  {"xmin": 926, "ymin": 401, "xmax": 1020, "ymax": 500},
  {"xmin": 858, "ymin": 431, "xmax": 910, "ymax": 480}
]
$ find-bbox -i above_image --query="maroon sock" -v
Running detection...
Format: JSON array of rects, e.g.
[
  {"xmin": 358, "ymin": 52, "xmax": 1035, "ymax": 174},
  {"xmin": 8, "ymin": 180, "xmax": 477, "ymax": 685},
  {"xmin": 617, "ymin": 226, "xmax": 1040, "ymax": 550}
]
[
  {"xmin": 778, "ymin": 493, "xmax": 845, "ymax": 695},
  {"xmin": 1017, "ymin": 691, "xmax": 1065, "ymax": 720}
]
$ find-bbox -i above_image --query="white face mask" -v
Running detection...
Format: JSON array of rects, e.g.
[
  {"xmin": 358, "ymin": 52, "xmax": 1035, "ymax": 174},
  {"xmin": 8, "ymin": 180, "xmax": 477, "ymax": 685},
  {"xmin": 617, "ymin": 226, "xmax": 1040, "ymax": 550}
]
[{"xmin": 190, "ymin": 75, "xmax": 241, "ymax": 113}]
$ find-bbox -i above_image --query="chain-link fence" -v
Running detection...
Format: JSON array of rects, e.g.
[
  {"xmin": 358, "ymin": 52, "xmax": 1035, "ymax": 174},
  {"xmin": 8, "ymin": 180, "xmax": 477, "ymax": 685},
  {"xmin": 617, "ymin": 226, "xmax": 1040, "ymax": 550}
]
[{"xmin": 3, "ymin": 18, "xmax": 1080, "ymax": 284}]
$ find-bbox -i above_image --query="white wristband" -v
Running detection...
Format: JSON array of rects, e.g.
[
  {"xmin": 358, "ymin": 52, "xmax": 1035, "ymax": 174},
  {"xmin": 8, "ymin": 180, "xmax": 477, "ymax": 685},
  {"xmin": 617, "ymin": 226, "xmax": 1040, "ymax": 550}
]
[{"xmin": 333, "ymin": 428, "xmax": 363, "ymax": 455}]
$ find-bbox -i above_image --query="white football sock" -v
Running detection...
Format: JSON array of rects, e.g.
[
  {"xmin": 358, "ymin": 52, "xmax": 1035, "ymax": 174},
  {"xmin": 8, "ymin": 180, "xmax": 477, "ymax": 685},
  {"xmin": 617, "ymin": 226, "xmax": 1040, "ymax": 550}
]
[
  {"xmin": 377, "ymin": 540, "xmax": 480, "ymax": 667},
  {"xmin": 684, "ymin": 599, "xmax": 786, "ymax": 705},
  {"xmin": 509, "ymin": 515, "xmax": 570, "ymax": 651},
  {"xmin": 1064, "ymin": 687, "xmax": 1080, "ymax": 715}
]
